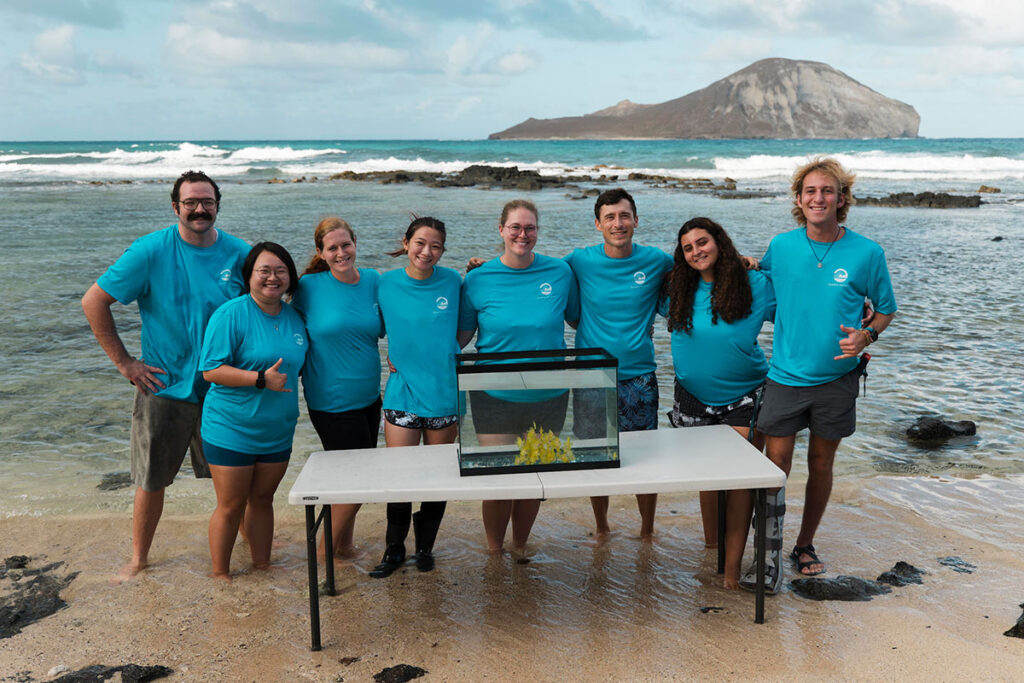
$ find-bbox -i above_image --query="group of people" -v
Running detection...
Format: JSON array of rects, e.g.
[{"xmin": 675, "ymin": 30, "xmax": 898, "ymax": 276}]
[{"xmin": 83, "ymin": 157, "xmax": 896, "ymax": 592}]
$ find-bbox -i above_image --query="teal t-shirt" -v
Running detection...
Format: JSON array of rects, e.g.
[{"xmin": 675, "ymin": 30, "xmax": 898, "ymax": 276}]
[
  {"xmin": 379, "ymin": 266, "xmax": 462, "ymax": 417},
  {"xmin": 458, "ymin": 253, "xmax": 579, "ymax": 402},
  {"xmin": 761, "ymin": 227, "xmax": 897, "ymax": 386},
  {"xmin": 199, "ymin": 296, "xmax": 308, "ymax": 453},
  {"xmin": 660, "ymin": 271, "xmax": 775, "ymax": 405},
  {"xmin": 291, "ymin": 268, "xmax": 383, "ymax": 413},
  {"xmin": 96, "ymin": 225, "xmax": 250, "ymax": 403},
  {"xmin": 565, "ymin": 244, "xmax": 672, "ymax": 379}
]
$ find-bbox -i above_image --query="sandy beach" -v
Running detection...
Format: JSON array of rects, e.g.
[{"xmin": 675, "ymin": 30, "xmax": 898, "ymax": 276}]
[{"xmin": 3, "ymin": 472, "xmax": 1023, "ymax": 682}]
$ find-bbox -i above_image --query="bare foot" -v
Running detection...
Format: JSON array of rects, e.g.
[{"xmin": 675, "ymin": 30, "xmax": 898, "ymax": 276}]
[
  {"xmin": 723, "ymin": 574, "xmax": 740, "ymax": 590},
  {"xmin": 334, "ymin": 544, "xmax": 362, "ymax": 559},
  {"xmin": 509, "ymin": 547, "xmax": 531, "ymax": 564},
  {"xmin": 583, "ymin": 530, "xmax": 610, "ymax": 548},
  {"xmin": 252, "ymin": 561, "xmax": 287, "ymax": 574},
  {"xmin": 486, "ymin": 544, "xmax": 504, "ymax": 556},
  {"xmin": 111, "ymin": 560, "xmax": 147, "ymax": 585},
  {"xmin": 210, "ymin": 571, "xmax": 232, "ymax": 583},
  {"xmin": 639, "ymin": 532, "xmax": 655, "ymax": 544}
]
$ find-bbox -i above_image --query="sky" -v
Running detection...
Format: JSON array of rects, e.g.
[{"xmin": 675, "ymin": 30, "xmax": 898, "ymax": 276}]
[{"xmin": 1, "ymin": 0, "xmax": 1022, "ymax": 140}]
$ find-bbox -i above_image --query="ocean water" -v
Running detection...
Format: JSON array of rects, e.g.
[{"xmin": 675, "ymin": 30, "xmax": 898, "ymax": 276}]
[{"xmin": 1, "ymin": 138, "xmax": 1022, "ymax": 518}]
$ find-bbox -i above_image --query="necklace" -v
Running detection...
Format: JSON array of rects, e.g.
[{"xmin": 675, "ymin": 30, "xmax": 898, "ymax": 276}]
[{"xmin": 806, "ymin": 225, "xmax": 842, "ymax": 268}]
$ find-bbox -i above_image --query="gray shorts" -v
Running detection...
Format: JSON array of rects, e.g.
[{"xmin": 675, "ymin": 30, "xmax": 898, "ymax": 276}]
[
  {"xmin": 130, "ymin": 390, "xmax": 210, "ymax": 492},
  {"xmin": 756, "ymin": 366, "xmax": 861, "ymax": 441}
]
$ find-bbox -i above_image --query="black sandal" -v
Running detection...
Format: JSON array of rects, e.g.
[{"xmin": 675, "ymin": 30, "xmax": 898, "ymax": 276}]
[{"xmin": 790, "ymin": 544, "xmax": 825, "ymax": 576}]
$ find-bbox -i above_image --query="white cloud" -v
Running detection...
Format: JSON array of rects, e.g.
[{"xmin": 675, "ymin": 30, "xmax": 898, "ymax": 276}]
[
  {"xmin": 166, "ymin": 24, "xmax": 409, "ymax": 73},
  {"xmin": 489, "ymin": 51, "xmax": 534, "ymax": 75},
  {"xmin": 17, "ymin": 24, "xmax": 83, "ymax": 84}
]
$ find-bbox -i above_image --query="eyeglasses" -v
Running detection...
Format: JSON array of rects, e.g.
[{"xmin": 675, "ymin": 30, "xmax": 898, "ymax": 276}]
[
  {"xmin": 254, "ymin": 267, "xmax": 289, "ymax": 278},
  {"xmin": 503, "ymin": 224, "xmax": 537, "ymax": 235},
  {"xmin": 177, "ymin": 198, "xmax": 218, "ymax": 209}
]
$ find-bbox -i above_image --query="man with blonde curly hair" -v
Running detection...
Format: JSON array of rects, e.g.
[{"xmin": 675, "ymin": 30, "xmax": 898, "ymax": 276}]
[{"xmin": 746, "ymin": 157, "xmax": 896, "ymax": 589}]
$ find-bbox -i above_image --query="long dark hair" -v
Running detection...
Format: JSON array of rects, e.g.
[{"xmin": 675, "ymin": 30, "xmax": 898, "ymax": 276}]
[{"xmin": 664, "ymin": 217, "xmax": 752, "ymax": 334}]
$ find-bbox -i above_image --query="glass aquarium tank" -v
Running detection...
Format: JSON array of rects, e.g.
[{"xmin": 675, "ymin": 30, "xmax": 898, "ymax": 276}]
[{"xmin": 456, "ymin": 348, "xmax": 620, "ymax": 476}]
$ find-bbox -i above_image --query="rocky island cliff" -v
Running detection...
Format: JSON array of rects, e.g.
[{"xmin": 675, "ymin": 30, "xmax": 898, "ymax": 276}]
[{"xmin": 490, "ymin": 58, "xmax": 919, "ymax": 139}]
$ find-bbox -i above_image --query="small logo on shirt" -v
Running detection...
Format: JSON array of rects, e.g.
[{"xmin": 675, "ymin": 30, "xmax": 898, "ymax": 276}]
[
  {"xmin": 219, "ymin": 268, "xmax": 232, "ymax": 283},
  {"xmin": 294, "ymin": 334, "xmax": 304, "ymax": 346},
  {"xmin": 436, "ymin": 296, "xmax": 449, "ymax": 310},
  {"xmin": 633, "ymin": 271, "xmax": 647, "ymax": 285},
  {"xmin": 539, "ymin": 282, "xmax": 552, "ymax": 296},
  {"xmin": 833, "ymin": 268, "xmax": 848, "ymax": 284}
]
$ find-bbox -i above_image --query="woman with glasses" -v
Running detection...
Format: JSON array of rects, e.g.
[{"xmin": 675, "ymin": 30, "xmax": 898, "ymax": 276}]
[
  {"xmin": 660, "ymin": 217, "xmax": 776, "ymax": 591},
  {"xmin": 368, "ymin": 216, "xmax": 462, "ymax": 578},
  {"xmin": 292, "ymin": 217, "xmax": 383, "ymax": 558},
  {"xmin": 457, "ymin": 199, "xmax": 579, "ymax": 556},
  {"xmin": 198, "ymin": 242, "xmax": 307, "ymax": 581}
]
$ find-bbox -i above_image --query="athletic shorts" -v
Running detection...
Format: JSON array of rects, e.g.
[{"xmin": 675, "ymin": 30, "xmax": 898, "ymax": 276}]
[
  {"xmin": 756, "ymin": 366, "xmax": 860, "ymax": 440},
  {"xmin": 308, "ymin": 397, "xmax": 382, "ymax": 451},
  {"xmin": 383, "ymin": 409, "xmax": 458, "ymax": 431},
  {"xmin": 469, "ymin": 390, "xmax": 568, "ymax": 436},
  {"xmin": 202, "ymin": 441, "xmax": 291, "ymax": 467},
  {"xmin": 130, "ymin": 389, "xmax": 210, "ymax": 492},
  {"xmin": 573, "ymin": 370, "xmax": 659, "ymax": 439},
  {"xmin": 668, "ymin": 380, "xmax": 759, "ymax": 429}
]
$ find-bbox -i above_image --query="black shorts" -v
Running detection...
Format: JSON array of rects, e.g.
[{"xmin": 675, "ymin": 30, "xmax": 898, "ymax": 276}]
[
  {"xmin": 469, "ymin": 390, "xmax": 568, "ymax": 436},
  {"xmin": 756, "ymin": 367, "xmax": 860, "ymax": 440}
]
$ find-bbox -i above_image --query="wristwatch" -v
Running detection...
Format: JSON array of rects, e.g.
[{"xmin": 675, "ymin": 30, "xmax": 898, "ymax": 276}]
[
  {"xmin": 863, "ymin": 326, "xmax": 879, "ymax": 343},
  {"xmin": 256, "ymin": 369, "xmax": 266, "ymax": 389}
]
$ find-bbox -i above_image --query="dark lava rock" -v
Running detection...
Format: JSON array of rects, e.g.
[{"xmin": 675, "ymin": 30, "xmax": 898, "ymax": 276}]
[
  {"xmin": 700, "ymin": 606, "xmax": 724, "ymax": 613},
  {"xmin": 51, "ymin": 664, "xmax": 173, "ymax": 682},
  {"xmin": 857, "ymin": 192, "xmax": 981, "ymax": 208},
  {"xmin": 0, "ymin": 559, "xmax": 79, "ymax": 639},
  {"xmin": 97, "ymin": 471, "xmax": 132, "ymax": 491},
  {"xmin": 937, "ymin": 556, "xmax": 976, "ymax": 574},
  {"xmin": 373, "ymin": 664, "xmax": 427, "ymax": 683},
  {"xmin": 906, "ymin": 416, "xmax": 976, "ymax": 442},
  {"xmin": 790, "ymin": 575, "xmax": 893, "ymax": 601},
  {"xmin": 992, "ymin": 236, "xmax": 1004, "ymax": 242},
  {"xmin": 1005, "ymin": 603, "xmax": 1024, "ymax": 639},
  {"xmin": 877, "ymin": 561, "xmax": 926, "ymax": 586},
  {"xmin": 4, "ymin": 556, "xmax": 29, "ymax": 570}
]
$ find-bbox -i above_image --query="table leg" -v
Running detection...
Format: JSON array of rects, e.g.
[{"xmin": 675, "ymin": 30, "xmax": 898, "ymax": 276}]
[
  {"xmin": 305, "ymin": 505, "xmax": 322, "ymax": 651},
  {"xmin": 716, "ymin": 490, "xmax": 726, "ymax": 574},
  {"xmin": 754, "ymin": 488, "xmax": 767, "ymax": 624},
  {"xmin": 323, "ymin": 505, "xmax": 336, "ymax": 596}
]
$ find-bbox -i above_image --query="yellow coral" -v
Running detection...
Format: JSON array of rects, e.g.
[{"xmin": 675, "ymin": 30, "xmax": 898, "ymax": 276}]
[{"xmin": 514, "ymin": 423, "xmax": 575, "ymax": 465}]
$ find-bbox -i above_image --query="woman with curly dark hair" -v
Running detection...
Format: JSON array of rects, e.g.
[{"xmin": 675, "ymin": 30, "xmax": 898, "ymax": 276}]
[{"xmin": 660, "ymin": 217, "xmax": 776, "ymax": 590}]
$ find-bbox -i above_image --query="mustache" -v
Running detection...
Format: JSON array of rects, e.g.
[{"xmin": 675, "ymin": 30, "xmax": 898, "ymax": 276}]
[{"xmin": 188, "ymin": 211, "xmax": 212, "ymax": 220}]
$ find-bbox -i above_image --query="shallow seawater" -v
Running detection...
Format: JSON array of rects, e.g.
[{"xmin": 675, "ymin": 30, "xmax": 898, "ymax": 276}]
[{"xmin": 1, "ymin": 179, "xmax": 1022, "ymax": 518}]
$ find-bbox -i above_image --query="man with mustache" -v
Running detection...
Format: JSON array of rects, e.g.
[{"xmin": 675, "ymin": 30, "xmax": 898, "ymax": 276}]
[{"xmin": 82, "ymin": 170, "xmax": 250, "ymax": 582}]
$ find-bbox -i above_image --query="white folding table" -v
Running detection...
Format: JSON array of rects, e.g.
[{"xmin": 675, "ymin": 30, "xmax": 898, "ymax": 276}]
[{"xmin": 288, "ymin": 425, "xmax": 786, "ymax": 650}]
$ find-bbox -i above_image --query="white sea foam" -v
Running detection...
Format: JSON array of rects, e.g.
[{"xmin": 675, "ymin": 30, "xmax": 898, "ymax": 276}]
[
  {"xmin": 712, "ymin": 152, "xmax": 1024, "ymax": 181},
  {"xmin": 227, "ymin": 145, "xmax": 347, "ymax": 162},
  {"xmin": 277, "ymin": 156, "xmax": 573, "ymax": 177},
  {"xmin": 2, "ymin": 143, "xmax": 1024, "ymax": 190}
]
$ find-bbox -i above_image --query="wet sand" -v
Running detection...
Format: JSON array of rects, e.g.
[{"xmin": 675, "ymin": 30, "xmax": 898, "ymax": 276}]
[{"xmin": 2, "ymin": 474, "xmax": 1023, "ymax": 681}]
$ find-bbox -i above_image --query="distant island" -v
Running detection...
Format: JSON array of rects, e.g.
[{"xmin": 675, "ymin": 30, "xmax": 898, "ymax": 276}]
[{"xmin": 490, "ymin": 58, "xmax": 920, "ymax": 140}]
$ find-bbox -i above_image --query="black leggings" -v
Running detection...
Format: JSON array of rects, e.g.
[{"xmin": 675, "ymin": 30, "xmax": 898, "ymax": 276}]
[{"xmin": 308, "ymin": 397, "xmax": 382, "ymax": 451}]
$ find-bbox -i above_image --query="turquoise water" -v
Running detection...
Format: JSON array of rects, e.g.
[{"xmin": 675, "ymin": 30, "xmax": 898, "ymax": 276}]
[{"xmin": 1, "ymin": 138, "xmax": 1022, "ymax": 516}]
